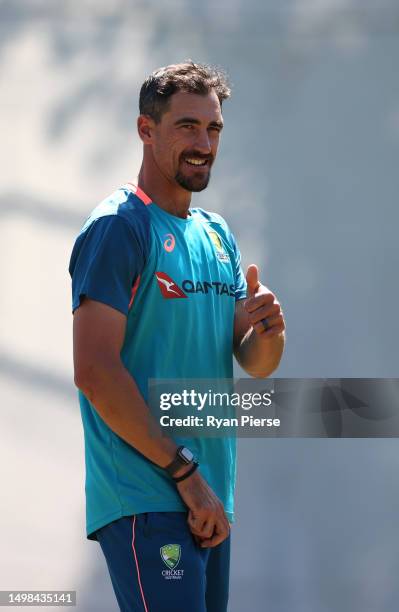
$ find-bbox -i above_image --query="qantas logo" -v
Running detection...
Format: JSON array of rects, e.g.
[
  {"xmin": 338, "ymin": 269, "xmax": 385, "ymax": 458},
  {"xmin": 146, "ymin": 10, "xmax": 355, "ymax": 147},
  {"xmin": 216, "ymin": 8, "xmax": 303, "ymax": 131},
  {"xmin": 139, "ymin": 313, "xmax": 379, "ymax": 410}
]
[
  {"xmin": 155, "ymin": 272, "xmax": 187, "ymax": 299},
  {"xmin": 155, "ymin": 272, "xmax": 235, "ymax": 299},
  {"xmin": 183, "ymin": 280, "xmax": 235, "ymax": 296}
]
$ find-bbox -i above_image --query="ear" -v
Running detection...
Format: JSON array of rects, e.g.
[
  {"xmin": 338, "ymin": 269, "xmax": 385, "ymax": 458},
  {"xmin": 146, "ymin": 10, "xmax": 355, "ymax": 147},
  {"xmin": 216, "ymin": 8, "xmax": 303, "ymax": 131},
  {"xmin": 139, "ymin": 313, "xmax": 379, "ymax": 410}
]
[{"xmin": 137, "ymin": 115, "xmax": 155, "ymax": 144}]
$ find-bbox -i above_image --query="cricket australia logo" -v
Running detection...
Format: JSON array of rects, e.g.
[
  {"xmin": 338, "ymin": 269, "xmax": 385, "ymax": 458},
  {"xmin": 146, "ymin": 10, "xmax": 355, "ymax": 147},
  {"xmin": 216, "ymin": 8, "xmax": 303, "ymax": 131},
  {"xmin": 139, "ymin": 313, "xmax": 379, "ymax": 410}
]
[
  {"xmin": 160, "ymin": 544, "xmax": 181, "ymax": 569},
  {"xmin": 160, "ymin": 544, "xmax": 184, "ymax": 580},
  {"xmin": 207, "ymin": 228, "xmax": 230, "ymax": 263}
]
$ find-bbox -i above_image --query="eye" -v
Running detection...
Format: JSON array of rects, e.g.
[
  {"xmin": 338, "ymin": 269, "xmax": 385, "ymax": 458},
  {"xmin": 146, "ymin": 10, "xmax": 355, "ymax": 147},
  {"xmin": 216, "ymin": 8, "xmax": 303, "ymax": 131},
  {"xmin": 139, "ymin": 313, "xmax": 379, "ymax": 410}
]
[{"xmin": 181, "ymin": 124, "xmax": 195, "ymax": 130}]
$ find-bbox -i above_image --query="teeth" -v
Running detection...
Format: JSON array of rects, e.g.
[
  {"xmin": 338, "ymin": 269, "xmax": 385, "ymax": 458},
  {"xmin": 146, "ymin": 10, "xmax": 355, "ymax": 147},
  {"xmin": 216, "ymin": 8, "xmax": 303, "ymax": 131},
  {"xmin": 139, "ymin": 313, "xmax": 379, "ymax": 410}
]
[{"xmin": 186, "ymin": 158, "xmax": 207, "ymax": 166}]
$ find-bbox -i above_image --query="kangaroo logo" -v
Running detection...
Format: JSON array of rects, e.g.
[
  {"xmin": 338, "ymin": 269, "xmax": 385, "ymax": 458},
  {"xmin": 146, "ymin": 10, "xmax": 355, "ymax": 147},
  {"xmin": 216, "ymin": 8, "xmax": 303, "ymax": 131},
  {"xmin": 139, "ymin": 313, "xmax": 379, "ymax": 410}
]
[{"xmin": 155, "ymin": 272, "xmax": 187, "ymax": 299}]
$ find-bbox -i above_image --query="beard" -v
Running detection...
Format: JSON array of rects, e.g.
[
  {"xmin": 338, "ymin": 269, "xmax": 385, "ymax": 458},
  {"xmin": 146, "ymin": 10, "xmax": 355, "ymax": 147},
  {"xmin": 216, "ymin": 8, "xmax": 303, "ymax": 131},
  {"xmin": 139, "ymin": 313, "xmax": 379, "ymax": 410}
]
[
  {"xmin": 174, "ymin": 168, "xmax": 211, "ymax": 192},
  {"xmin": 174, "ymin": 152, "xmax": 213, "ymax": 192}
]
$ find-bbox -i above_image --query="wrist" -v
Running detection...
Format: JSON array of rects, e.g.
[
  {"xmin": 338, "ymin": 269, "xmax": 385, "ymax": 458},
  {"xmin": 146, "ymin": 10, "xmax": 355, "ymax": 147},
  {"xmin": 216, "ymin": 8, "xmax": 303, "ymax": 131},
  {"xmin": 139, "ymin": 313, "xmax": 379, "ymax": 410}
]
[
  {"xmin": 172, "ymin": 461, "xmax": 195, "ymax": 478},
  {"xmin": 164, "ymin": 445, "xmax": 196, "ymax": 477},
  {"xmin": 172, "ymin": 461, "xmax": 199, "ymax": 483}
]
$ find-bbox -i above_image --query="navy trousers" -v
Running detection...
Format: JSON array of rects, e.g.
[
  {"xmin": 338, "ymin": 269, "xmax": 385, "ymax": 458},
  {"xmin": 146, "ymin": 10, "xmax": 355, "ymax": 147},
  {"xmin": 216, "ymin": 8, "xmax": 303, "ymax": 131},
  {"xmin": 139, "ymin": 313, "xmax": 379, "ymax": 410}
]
[{"xmin": 96, "ymin": 512, "xmax": 231, "ymax": 612}]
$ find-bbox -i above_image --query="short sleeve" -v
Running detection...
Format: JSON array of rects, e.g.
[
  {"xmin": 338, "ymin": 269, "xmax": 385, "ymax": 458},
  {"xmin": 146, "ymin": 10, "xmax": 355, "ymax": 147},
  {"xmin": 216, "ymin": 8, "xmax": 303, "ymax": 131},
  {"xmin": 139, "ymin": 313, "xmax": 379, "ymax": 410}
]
[
  {"xmin": 229, "ymin": 231, "xmax": 247, "ymax": 301},
  {"xmin": 68, "ymin": 215, "xmax": 145, "ymax": 315}
]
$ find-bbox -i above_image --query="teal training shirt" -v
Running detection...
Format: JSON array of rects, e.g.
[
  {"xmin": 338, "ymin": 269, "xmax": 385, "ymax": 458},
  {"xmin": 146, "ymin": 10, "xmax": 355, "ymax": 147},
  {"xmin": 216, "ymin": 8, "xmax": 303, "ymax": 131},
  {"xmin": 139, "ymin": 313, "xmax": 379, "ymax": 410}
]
[{"xmin": 69, "ymin": 183, "xmax": 247, "ymax": 540}]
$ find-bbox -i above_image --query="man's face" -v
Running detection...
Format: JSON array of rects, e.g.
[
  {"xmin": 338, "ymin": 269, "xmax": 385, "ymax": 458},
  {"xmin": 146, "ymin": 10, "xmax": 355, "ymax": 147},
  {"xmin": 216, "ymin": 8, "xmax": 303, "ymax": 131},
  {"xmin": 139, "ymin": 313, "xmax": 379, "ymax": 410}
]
[{"xmin": 149, "ymin": 90, "xmax": 224, "ymax": 192}]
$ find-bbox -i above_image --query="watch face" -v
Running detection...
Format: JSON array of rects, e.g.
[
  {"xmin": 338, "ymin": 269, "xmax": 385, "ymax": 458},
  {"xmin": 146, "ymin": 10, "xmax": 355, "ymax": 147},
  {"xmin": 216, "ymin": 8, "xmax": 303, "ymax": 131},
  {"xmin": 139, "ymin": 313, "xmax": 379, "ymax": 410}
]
[{"xmin": 179, "ymin": 447, "xmax": 194, "ymax": 464}]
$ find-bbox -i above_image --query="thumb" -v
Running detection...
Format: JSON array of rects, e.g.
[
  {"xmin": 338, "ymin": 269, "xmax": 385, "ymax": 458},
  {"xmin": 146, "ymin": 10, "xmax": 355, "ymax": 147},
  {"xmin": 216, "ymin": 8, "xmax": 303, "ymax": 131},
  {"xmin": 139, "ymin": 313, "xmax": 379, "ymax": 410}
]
[{"xmin": 246, "ymin": 264, "xmax": 260, "ymax": 297}]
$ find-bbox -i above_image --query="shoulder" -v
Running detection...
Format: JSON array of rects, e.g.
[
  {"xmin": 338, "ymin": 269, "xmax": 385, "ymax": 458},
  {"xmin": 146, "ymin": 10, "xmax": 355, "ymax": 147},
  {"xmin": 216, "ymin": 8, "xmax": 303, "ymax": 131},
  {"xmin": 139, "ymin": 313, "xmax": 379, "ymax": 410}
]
[
  {"xmin": 69, "ymin": 187, "xmax": 152, "ymax": 277},
  {"xmin": 79, "ymin": 186, "xmax": 151, "ymax": 237}
]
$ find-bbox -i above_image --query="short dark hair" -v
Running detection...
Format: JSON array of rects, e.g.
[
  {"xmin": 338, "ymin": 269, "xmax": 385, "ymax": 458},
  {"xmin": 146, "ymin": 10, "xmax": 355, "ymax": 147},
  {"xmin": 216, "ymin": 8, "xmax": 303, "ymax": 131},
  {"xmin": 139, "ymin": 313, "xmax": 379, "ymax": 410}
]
[{"xmin": 139, "ymin": 60, "xmax": 231, "ymax": 123}]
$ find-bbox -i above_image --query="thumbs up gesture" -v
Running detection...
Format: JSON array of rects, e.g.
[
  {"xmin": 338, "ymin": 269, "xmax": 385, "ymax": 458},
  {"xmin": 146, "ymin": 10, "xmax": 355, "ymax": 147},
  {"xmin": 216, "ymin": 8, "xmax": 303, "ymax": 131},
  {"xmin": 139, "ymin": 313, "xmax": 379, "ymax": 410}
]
[{"xmin": 244, "ymin": 264, "xmax": 285, "ymax": 338}]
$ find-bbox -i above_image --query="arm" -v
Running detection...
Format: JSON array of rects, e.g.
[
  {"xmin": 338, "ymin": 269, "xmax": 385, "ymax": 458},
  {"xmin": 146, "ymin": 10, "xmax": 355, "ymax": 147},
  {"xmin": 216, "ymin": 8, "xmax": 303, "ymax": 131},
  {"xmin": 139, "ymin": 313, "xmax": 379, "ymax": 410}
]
[
  {"xmin": 73, "ymin": 298, "xmax": 179, "ymax": 467},
  {"xmin": 73, "ymin": 297, "xmax": 230, "ymax": 547},
  {"xmin": 233, "ymin": 264, "xmax": 286, "ymax": 378}
]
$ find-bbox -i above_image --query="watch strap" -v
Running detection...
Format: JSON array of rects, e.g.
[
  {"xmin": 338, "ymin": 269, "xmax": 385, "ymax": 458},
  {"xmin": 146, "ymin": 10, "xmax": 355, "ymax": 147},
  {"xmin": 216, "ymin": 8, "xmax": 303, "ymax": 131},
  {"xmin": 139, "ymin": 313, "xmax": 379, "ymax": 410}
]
[
  {"xmin": 165, "ymin": 456, "xmax": 184, "ymax": 476},
  {"xmin": 172, "ymin": 461, "xmax": 199, "ymax": 483}
]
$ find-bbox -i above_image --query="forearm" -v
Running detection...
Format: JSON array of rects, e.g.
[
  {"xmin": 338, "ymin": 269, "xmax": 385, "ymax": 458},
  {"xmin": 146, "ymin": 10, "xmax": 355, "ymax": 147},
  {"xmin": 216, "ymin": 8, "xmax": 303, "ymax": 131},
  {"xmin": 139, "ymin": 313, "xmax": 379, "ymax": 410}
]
[
  {"xmin": 75, "ymin": 360, "xmax": 177, "ymax": 468},
  {"xmin": 235, "ymin": 327, "xmax": 285, "ymax": 378}
]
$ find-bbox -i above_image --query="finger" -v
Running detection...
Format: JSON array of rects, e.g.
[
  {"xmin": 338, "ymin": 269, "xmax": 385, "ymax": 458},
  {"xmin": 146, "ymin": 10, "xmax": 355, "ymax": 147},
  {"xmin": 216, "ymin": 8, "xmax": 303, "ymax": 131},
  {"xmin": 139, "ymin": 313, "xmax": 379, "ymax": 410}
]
[
  {"xmin": 248, "ymin": 303, "xmax": 281, "ymax": 326},
  {"xmin": 253, "ymin": 312, "xmax": 284, "ymax": 334},
  {"xmin": 188, "ymin": 511, "xmax": 215, "ymax": 538},
  {"xmin": 196, "ymin": 519, "xmax": 215, "ymax": 539},
  {"xmin": 187, "ymin": 511, "xmax": 217, "ymax": 539},
  {"xmin": 187, "ymin": 522, "xmax": 207, "ymax": 537},
  {"xmin": 187, "ymin": 513, "xmax": 207, "ymax": 535},
  {"xmin": 246, "ymin": 264, "xmax": 260, "ymax": 298},
  {"xmin": 199, "ymin": 512, "xmax": 230, "ymax": 548},
  {"xmin": 245, "ymin": 292, "xmax": 275, "ymax": 313},
  {"xmin": 262, "ymin": 322, "xmax": 286, "ymax": 338},
  {"xmin": 254, "ymin": 318, "xmax": 285, "ymax": 337},
  {"xmin": 200, "ymin": 523, "xmax": 229, "ymax": 548}
]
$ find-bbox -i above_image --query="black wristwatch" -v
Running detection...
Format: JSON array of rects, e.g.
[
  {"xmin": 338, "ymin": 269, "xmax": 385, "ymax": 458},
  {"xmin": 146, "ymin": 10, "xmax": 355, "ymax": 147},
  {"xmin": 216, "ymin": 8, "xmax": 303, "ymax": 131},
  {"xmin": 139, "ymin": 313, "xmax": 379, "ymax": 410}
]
[{"xmin": 165, "ymin": 446, "xmax": 195, "ymax": 477}]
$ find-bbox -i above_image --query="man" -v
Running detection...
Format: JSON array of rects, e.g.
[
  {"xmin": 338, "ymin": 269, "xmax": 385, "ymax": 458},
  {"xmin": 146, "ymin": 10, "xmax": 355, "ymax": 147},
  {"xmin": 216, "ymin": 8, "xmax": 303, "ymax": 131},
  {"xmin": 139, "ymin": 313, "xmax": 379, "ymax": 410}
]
[{"xmin": 69, "ymin": 61, "xmax": 285, "ymax": 612}]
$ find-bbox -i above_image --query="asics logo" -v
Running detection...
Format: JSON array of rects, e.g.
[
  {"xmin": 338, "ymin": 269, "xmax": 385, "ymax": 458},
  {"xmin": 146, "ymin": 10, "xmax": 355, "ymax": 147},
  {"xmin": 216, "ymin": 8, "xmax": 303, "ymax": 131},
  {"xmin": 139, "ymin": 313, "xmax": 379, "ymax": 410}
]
[{"xmin": 163, "ymin": 233, "xmax": 176, "ymax": 252}]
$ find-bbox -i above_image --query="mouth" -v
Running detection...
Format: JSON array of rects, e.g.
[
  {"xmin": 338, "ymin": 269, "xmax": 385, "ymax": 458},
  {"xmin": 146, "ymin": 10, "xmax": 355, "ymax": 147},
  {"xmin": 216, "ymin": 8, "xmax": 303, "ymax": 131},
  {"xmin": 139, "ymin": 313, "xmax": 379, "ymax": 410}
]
[{"xmin": 183, "ymin": 157, "xmax": 210, "ymax": 170}]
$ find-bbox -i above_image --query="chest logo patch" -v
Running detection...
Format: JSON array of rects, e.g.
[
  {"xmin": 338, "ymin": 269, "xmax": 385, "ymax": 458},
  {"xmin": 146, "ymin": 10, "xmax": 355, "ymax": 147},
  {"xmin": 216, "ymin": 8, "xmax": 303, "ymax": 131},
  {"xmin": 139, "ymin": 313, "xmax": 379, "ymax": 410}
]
[
  {"xmin": 207, "ymin": 229, "xmax": 230, "ymax": 263},
  {"xmin": 155, "ymin": 272, "xmax": 187, "ymax": 299},
  {"xmin": 163, "ymin": 233, "xmax": 176, "ymax": 252}
]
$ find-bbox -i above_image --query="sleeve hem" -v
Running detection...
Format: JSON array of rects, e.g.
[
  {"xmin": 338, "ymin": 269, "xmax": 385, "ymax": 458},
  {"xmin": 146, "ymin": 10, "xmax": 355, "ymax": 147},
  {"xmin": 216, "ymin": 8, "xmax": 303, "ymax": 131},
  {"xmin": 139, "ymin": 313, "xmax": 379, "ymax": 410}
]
[
  {"xmin": 235, "ymin": 291, "xmax": 247, "ymax": 301},
  {"xmin": 72, "ymin": 291, "xmax": 128, "ymax": 316}
]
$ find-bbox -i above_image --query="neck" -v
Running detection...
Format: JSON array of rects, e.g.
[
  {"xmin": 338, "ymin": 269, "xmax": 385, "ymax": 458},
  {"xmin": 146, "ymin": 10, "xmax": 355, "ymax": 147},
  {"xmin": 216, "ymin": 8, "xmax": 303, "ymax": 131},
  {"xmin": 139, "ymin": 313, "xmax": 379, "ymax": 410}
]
[{"xmin": 136, "ymin": 163, "xmax": 192, "ymax": 219}]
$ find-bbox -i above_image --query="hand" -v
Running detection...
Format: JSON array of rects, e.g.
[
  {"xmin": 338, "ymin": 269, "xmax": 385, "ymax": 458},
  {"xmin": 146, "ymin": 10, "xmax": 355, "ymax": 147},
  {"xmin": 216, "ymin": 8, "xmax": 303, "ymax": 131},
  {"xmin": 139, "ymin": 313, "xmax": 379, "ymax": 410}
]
[
  {"xmin": 244, "ymin": 264, "xmax": 285, "ymax": 339},
  {"xmin": 191, "ymin": 522, "xmax": 233, "ymax": 547},
  {"xmin": 175, "ymin": 470, "xmax": 230, "ymax": 548}
]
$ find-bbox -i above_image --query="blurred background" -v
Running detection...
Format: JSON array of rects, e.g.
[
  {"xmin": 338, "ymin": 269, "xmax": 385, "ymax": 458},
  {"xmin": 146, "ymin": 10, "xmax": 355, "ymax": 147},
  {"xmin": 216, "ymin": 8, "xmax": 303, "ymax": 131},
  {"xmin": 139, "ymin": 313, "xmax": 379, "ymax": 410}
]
[{"xmin": 1, "ymin": 0, "xmax": 399, "ymax": 610}]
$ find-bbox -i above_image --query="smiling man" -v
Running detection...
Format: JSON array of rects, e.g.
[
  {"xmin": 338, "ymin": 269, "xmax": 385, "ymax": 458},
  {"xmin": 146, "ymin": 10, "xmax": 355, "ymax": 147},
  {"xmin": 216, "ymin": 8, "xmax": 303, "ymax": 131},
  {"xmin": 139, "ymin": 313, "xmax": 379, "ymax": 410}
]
[{"xmin": 69, "ymin": 61, "xmax": 285, "ymax": 612}]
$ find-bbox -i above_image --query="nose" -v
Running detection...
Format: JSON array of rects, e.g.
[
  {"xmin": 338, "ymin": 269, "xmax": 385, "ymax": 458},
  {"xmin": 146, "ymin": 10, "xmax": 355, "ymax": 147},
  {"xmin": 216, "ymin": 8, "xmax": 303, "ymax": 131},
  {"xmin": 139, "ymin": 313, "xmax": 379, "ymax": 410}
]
[{"xmin": 194, "ymin": 129, "xmax": 211, "ymax": 155}]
